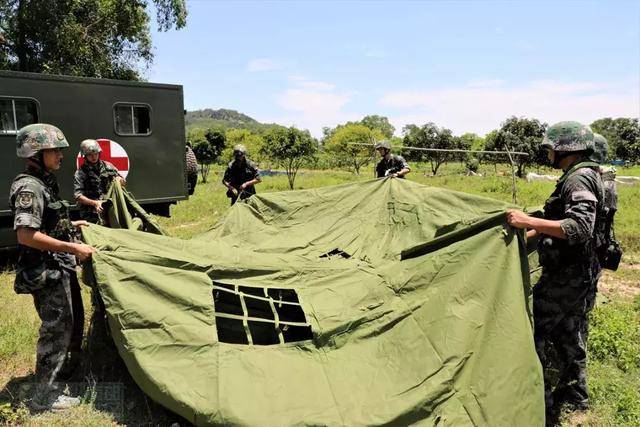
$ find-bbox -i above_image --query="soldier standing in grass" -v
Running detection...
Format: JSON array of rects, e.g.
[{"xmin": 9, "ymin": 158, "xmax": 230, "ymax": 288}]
[
  {"xmin": 374, "ymin": 140, "xmax": 410, "ymax": 178},
  {"xmin": 506, "ymin": 122, "xmax": 603, "ymax": 423},
  {"xmin": 584, "ymin": 133, "xmax": 621, "ymax": 333},
  {"xmin": 74, "ymin": 139, "xmax": 126, "ymax": 223},
  {"xmin": 9, "ymin": 124, "xmax": 95, "ymax": 411},
  {"xmin": 222, "ymin": 144, "xmax": 261, "ymax": 205}
]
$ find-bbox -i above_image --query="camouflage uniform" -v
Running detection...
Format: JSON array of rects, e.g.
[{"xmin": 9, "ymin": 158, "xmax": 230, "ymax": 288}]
[
  {"xmin": 185, "ymin": 145, "xmax": 198, "ymax": 196},
  {"xmin": 9, "ymin": 124, "xmax": 84, "ymax": 401},
  {"xmin": 222, "ymin": 159, "xmax": 260, "ymax": 205},
  {"xmin": 375, "ymin": 154, "xmax": 410, "ymax": 178},
  {"xmin": 582, "ymin": 134, "xmax": 619, "ymax": 336},
  {"xmin": 74, "ymin": 160, "xmax": 120, "ymax": 223},
  {"xmin": 535, "ymin": 122, "xmax": 603, "ymax": 414},
  {"xmin": 10, "ymin": 167, "xmax": 84, "ymax": 389}
]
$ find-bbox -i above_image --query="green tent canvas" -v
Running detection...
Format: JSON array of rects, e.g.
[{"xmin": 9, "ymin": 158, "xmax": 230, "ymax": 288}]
[{"xmin": 82, "ymin": 178, "xmax": 545, "ymax": 426}]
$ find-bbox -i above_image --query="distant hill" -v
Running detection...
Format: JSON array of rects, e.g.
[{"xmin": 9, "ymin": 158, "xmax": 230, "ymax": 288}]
[{"xmin": 185, "ymin": 108, "xmax": 280, "ymax": 132}]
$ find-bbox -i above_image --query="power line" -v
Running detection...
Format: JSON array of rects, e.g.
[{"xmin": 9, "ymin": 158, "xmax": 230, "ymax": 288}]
[{"xmin": 346, "ymin": 142, "xmax": 529, "ymax": 157}]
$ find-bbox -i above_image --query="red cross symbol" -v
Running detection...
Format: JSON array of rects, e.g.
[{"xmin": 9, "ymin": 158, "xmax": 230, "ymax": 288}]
[{"xmin": 77, "ymin": 139, "xmax": 130, "ymax": 178}]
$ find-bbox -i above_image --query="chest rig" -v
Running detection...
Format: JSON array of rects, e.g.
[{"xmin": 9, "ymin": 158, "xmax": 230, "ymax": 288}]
[
  {"xmin": 538, "ymin": 161, "xmax": 603, "ymax": 271},
  {"xmin": 81, "ymin": 160, "xmax": 119, "ymax": 200}
]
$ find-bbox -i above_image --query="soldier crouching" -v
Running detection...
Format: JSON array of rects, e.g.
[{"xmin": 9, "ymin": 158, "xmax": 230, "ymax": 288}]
[
  {"xmin": 9, "ymin": 124, "xmax": 95, "ymax": 411},
  {"xmin": 74, "ymin": 139, "xmax": 125, "ymax": 223},
  {"xmin": 506, "ymin": 121, "xmax": 604, "ymax": 424}
]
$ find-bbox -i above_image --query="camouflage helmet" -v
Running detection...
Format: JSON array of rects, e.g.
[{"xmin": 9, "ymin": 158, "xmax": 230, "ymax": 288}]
[
  {"xmin": 541, "ymin": 121, "xmax": 594, "ymax": 154},
  {"xmin": 374, "ymin": 140, "xmax": 391, "ymax": 150},
  {"xmin": 233, "ymin": 144, "xmax": 247, "ymax": 154},
  {"xmin": 16, "ymin": 123, "xmax": 69, "ymax": 158},
  {"xmin": 590, "ymin": 133, "xmax": 609, "ymax": 164},
  {"xmin": 80, "ymin": 139, "xmax": 102, "ymax": 156}
]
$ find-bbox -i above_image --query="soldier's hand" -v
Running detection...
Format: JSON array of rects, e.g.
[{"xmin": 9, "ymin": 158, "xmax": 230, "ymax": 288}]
[
  {"xmin": 73, "ymin": 243, "xmax": 95, "ymax": 262},
  {"xmin": 231, "ymin": 188, "xmax": 238, "ymax": 196},
  {"xmin": 72, "ymin": 220, "xmax": 91, "ymax": 228},
  {"xmin": 116, "ymin": 176, "xmax": 126, "ymax": 187},
  {"xmin": 93, "ymin": 200, "xmax": 104, "ymax": 213},
  {"xmin": 506, "ymin": 209, "xmax": 531, "ymax": 229},
  {"xmin": 240, "ymin": 183, "xmax": 247, "ymax": 190}
]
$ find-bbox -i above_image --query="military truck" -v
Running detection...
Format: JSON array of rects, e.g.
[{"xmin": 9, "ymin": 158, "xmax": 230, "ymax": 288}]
[{"xmin": 0, "ymin": 70, "xmax": 188, "ymax": 248}]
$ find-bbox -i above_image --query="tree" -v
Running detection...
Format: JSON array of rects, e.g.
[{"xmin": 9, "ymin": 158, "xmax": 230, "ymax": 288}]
[
  {"xmin": 0, "ymin": 0, "xmax": 187, "ymax": 80},
  {"xmin": 359, "ymin": 115, "xmax": 395, "ymax": 139},
  {"xmin": 323, "ymin": 123, "xmax": 382, "ymax": 175},
  {"xmin": 204, "ymin": 128, "xmax": 226, "ymax": 160},
  {"xmin": 458, "ymin": 132, "xmax": 484, "ymax": 167},
  {"xmin": 223, "ymin": 129, "xmax": 264, "ymax": 163},
  {"xmin": 192, "ymin": 141, "xmax": 215, "ymax": 183},
  {"xmin": 323, "ymin": 115, "xmax": 395, "ymax": 141},
  {"xmin": 486, "ymin": 117, "xmax": 547, "ymax": 177},
  {"xmin": 402, "ymin": 122, "xmax": 456, "ymax": 176},
  {"xmin": 190, "ymin": 127, "xmax": 225, "ymax": 183},
  {"xmin": 590, "ymin": 117, "xmax": 640, "ymax": 163},
  {"xmin": 262, "ymin": 127, "xmax": 317, "ymax": 190}
]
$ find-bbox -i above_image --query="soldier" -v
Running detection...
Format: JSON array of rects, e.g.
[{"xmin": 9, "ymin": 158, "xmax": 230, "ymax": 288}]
[
  {"xmin": 506, "ymin": 122, "xmax": 603, "ymax": 421},
  {"xmin": 74, "ymin": 139, "xmax": 125, "ymax": 223},
  {"xmin": 374, "ymin": 140, "xmax": 410, "ymax": 178},
  {"xmin": 185, "ymin": 142, "xmax": 198, "ymax": 196},
  {"xmin": 9, "ymin": 124, "xmax": 95, "ymax": 411},
  {"xmin": 222, "ymin": 144, "xmax": 261, "ymax": 205},
  {"xmin": 585, "ymin": 133, "xmax": 621, "ymax": 324}
]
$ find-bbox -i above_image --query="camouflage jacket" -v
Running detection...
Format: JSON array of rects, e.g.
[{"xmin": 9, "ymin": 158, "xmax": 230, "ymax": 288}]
[
  {"xmin": 9, "ymin": 166, "xmax": 76, "ymax": 294},
  {"xmin": 538, "ymin": 160, "xmax": 604, "ymax": 277},
  {"xmin": 185, "ymin": 146, "xmax": 198, "ymax": 175},
  {"xmin": 74, "ymin": 160, "xmax": 120, "ymax": 201},
  {"xmin": 223, "ymin": 159, "xmax": 260, "ymax": 196},
  {"xmin": 600, "ymin": 166, "xmax": 618, "ymax": 213},
  {"xmin": 376, "ymin": 155, "xmax": 410, "ymax": 178}
]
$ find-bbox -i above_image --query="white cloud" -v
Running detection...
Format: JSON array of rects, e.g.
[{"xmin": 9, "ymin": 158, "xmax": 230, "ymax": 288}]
[
  {"xmin": 379, "ymin": 80, "xmax": 639, "ymax": 135},
  {"xmin": 246, "ymin": 58, "xmax": 282, "ymax": 72},
  {"xmin": 466, "ymin": 79, "xmax": 505, "ymax": 88},
  {"xmin": 265, "ymin": 77, "xmax": 356, "ymax": 136},
  {"xmin": 287, "ymin": 76, "xmax": 335, "ymax": 91}
]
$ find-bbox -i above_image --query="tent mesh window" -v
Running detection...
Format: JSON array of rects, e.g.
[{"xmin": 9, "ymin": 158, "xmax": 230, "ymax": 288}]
[{"xmin": 212, "ymin": 282, "xmax": 313, "ymax": 345}]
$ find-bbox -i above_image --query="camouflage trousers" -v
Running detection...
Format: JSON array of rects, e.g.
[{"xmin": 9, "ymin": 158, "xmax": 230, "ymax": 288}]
[
  {"xmin": 31, "ymin": 269, "xmax": 84, "ymax": 389},
  {"xmin": 533, "ymin": 269, "xmax": 596, "ymax": 411}
]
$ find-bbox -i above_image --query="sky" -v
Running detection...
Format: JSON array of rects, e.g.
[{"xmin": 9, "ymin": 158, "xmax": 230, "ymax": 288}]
[{"xmin": 148, "ymin": 0, "xmax": 640, "ymax": 137}]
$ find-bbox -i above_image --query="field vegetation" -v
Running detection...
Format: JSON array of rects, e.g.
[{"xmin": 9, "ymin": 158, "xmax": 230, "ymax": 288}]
[{"xmin": 1, "ymin": 163, "xmax": 639, "ymax": 426}]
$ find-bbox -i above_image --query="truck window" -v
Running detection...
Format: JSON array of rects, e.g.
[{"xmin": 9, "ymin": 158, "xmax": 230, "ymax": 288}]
[
  {"xmin": 114, "ymin": 103, "xmax": 151, "ymax": 135},
  {"xmin": 0, "ymin": 98, "xmax": 38, "ymax": 134}
]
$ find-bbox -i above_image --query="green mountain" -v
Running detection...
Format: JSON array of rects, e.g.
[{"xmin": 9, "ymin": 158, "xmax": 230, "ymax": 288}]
[{"xmin": 185, "ymin": 108, "xmax": 280, "ymax": 132}]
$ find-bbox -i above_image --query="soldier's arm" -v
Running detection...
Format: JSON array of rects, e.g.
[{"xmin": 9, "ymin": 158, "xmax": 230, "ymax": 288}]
[
  {"xmin": 506, "ymin": 210, "xmax": 567, "ymax": 239},
  {"xmin": 13, "ymin": 182, "xmax": 94, "ymax": 260},
  {"xmin": 222, "ymin": 166, "xmax": 238, "ymax": 192},
  {"xmin": 241, "ymin": 164, "xmax": 262, "ymax": 188},
  {"xmin": 106, "ymin": 162, "xmax": 126, "ymax": 186},
  {"xmin": 393, "ymin": 157, "xmax": 411, "ymax": 177},
  {"xmin": 559, "ymin": 173, "xmax": 599, "ymax": 245},
  {"xmin": 17, "ymin": 228, "xmax": 94, "ymax": 262},
  {"xmin": 74, "ymin": 170, "xmax": 101, "ymax": 210}
]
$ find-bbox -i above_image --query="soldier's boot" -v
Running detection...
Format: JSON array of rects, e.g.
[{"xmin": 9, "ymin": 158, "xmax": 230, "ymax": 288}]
[
  {"xmin": 30, "ymin": 385, "xmax": 81, "ymax": 412},
  {"xmin": 31, "ymin": 393, "xmax": 81, "ymax": 412},
  {"xmin": 50, "ymin": 394, "xmax": 81, "ymax": 412}
]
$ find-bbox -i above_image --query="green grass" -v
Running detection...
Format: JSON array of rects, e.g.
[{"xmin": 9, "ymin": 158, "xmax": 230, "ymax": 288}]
[{"xmin": 2, "ymin": 163, "xmax": 639, "ymax": 425}]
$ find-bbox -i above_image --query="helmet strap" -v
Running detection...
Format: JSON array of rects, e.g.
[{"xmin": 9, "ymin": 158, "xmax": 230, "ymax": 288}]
[
  {"xmin": 552, "ymin": 151, "xmax": 571, "ymax": 168},
  {"xmin": 25, "ymin": 153, "xmax": 49, "ymax": 175}
]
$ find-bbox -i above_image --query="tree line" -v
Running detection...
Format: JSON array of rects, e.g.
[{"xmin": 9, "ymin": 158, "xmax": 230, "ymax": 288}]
[{"xmin": 188, "ymin": 115, "xmax": 640, "ymax": 189}]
